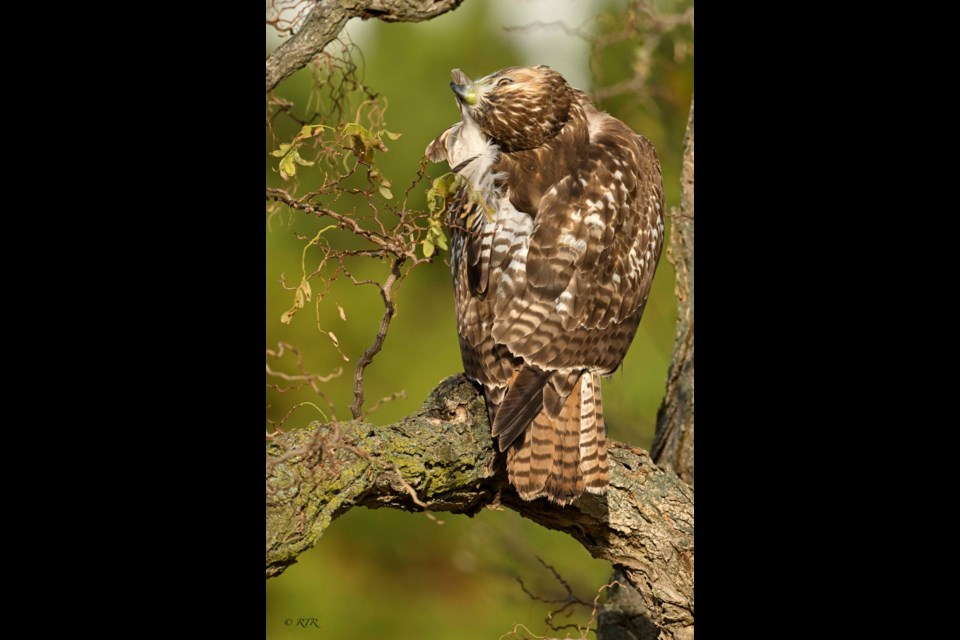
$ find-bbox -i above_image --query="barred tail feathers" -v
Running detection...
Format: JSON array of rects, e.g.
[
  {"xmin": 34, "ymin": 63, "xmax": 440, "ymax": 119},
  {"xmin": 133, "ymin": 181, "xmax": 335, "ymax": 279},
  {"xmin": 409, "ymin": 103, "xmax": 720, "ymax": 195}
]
[
  {"xmin": 580, "ymin": 371, "xmax": 608, "ymax": 494},
  {"xmin": 503, "ymin": 371, "xmax": 607, "ymax": 505}
]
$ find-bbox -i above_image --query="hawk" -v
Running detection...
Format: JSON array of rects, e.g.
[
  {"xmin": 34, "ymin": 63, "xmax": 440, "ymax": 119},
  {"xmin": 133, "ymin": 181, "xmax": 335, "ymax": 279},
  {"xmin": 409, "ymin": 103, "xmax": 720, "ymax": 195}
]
[{"xmin": 426, "ymin": 66, "xmax": 664, "ymax": 506}]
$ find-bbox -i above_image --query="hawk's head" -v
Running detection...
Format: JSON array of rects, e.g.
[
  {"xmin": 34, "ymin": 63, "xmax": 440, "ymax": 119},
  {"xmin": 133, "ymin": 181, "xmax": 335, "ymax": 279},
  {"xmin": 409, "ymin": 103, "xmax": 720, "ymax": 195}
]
[{"xmin": 449, "ymin": 65, "xmax": 574, "ymax": 152}]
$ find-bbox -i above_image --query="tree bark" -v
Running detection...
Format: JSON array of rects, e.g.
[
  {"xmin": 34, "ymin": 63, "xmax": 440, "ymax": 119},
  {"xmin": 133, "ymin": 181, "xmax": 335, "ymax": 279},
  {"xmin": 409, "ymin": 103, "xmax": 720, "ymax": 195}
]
[
  {"xmin": 266, "ymin": 0, "xmax": 467, "ymax": 93},
  {"xmin": 267, "ymin": 374, "xmax": 694, "ymax": 637},
  {"xmin": 652, "ymin": 95, "xmax": 695, "ymax": 487}
]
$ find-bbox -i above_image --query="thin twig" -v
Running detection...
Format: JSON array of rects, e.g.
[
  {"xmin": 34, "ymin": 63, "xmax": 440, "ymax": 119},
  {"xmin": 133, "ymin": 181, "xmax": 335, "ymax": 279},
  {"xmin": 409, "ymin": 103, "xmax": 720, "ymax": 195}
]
[
  {"xmin": 350, "ymin": 257, "xmax": 404, "ymax": 418},
  {"xmin": 266, "ymin": 187, "xmax": 409, "ymax": 257}
]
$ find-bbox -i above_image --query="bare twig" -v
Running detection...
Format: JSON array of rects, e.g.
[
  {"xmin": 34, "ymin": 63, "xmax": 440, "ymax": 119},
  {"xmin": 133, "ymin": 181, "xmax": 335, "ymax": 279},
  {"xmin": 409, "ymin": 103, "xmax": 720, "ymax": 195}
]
[
  {"xmin": 516, "ymin": 557, "xmax": 597, "ymax": 633},
  {"xmin": 365, "ymin": 390, "xmax": 407, "ymax": 414},
  {"xmin": 349, "ymin": 257, "xmax": 403, "ymax": 418},
  {"xmin": 265, "ymin": 342, "xmax": 343, "ymax": 419},
  {"xmin": 589, "ymin": 1, "xmax": 694, "ymax": 103},
  {"xmin": 267, "ymin": 0, "xmax": 315, "ymax": 36},
  {"xmin": 266, "ymin": 187, "xmax": 410, "ymax": 257},
  {"xmin": 502, "ymin": 19, "xmax": 593, "ymax": 40}
]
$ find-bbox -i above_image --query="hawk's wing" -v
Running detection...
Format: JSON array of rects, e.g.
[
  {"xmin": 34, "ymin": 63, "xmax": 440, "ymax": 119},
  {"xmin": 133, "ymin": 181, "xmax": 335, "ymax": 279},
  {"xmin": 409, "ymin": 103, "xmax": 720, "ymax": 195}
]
[{"xmin": 491, "ymin": 128, "xmax": 664, "ymax": 374}]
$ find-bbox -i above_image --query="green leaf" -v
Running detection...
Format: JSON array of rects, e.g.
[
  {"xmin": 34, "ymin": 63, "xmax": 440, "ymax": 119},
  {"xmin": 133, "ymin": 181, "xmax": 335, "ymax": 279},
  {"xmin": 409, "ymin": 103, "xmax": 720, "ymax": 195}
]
[
  {"xmin": 444, "ymin": 173, "xmax": 460, "ymax": 191},
  {"xmin": 382, "ymin": 130, "xmax": 402, "ymax": 140},
  {"xmin": 292, "ymin": 149, "xmax": 314, "ymax": 166},
  {"xmin": 379, "ymin": 186, "xmax": 393, "ymax": 200},
  {"xmin": 485, "ymin": 206, "xmax": 496, "ymax": 223},
  {"xmin": 280, "ymin": 153, "xmax": 296, "ymax": 179},
  {"xmin": 341, "ymin": 123, "xmax": 366, "ymax": 138},
  {"xmin": 426, "ymin": 191, "xmax": 442, "ymax": 214},
  {"xmin": 430, "ymin": 176, "xmax": 446, "ymax": 198},
  {"xmin": 270, "ymin": 143, "xmax": 292, "ymax": 158},
  {"xmin": 423, "ymin": 239, "xmax": 435, "ymax": 258},
  {"xmin": 435, "ymin": 232, "xmax": 448, "ymax": 251},
  {"xmin": 432, "ymin": 172, "xmax": 463, "ymax": 198}
]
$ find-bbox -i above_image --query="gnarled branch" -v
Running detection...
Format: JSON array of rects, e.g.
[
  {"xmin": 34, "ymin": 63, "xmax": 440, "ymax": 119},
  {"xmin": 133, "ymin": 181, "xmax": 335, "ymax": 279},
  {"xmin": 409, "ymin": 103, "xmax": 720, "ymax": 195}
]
[
  {"xmin": 266, "ymin": 0, "xmax": 467, "ymax": 92},
  {"xmin": 266, "ymin": 374, "xmax": 694, "ymax": 637}
]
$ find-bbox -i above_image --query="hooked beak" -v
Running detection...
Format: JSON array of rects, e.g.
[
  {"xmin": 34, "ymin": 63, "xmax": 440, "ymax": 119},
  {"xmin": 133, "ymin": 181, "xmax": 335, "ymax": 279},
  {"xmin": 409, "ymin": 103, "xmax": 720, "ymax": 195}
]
[
  {"xmin": 450, "ymin": 68, "xmax": 477, "ymax": 106},
  {"xmin": 450, "ymin": 81, "xmax": 477, "ymax": 106}
]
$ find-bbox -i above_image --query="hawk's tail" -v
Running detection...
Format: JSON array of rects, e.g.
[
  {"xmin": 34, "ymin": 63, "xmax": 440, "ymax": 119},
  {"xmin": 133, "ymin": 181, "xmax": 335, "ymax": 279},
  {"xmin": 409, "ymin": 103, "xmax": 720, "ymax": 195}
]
[{"xmin": 497, "ymin": 370, "xmax": 608, "ymax": 506}]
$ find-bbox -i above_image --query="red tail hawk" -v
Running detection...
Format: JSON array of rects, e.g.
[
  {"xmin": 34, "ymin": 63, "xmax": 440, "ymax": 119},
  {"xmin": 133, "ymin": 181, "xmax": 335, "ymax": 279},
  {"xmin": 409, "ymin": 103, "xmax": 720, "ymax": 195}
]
[{"xmin": 427, "ymin": 66, "xmax": 664, "ymax": 506}]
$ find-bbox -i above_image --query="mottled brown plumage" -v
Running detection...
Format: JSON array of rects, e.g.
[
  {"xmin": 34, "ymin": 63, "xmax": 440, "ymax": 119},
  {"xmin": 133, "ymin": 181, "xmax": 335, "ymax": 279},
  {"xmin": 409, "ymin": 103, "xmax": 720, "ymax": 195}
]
[{"xmin": 427, "ymin": 65, "xmax": 663, "ymax": 506}]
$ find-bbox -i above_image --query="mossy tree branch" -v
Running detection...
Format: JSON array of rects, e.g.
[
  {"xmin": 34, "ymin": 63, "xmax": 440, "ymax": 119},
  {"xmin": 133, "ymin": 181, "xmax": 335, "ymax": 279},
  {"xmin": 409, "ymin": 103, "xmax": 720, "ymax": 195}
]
[{"xmin": 267, "ymin": 374, "xmax": 693, "ymax": 637}]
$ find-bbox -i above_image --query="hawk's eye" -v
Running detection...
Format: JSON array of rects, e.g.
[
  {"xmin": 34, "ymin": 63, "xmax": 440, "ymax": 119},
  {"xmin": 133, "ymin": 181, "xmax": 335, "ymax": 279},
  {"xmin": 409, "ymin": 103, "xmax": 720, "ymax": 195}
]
[{"xmin": 497, "ymin": 78, "xmax": 513, "ymax": 87}]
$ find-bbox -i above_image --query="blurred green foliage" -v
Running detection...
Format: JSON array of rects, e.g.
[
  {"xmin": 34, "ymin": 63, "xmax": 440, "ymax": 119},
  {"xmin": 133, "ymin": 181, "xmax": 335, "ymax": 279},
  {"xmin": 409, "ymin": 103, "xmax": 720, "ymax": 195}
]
[{"xmin": 266, "ymin": 1, "xmax": 692, "ymax": 637}]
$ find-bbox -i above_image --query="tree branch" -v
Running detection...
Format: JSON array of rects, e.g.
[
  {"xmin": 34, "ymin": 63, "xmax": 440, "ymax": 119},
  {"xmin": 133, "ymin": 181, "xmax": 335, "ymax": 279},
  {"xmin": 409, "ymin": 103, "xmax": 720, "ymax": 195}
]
[
  {"xmin": 266, "ymin": 374, "xmax": 694, "ymax": 637},
  {"xmin": 266, "ymin": 187, "xmax": 410, "ymax": 257},
  {"xmin": 349, "ymin": 257, "xmax": 402, "ymax": 418},
  {"xmin": 652, "ymin": 95, "xmax": 694, "ymax": 487},
  {"xmin": 266, "ymin": 0, "xmax": 468, "ymax": 93}
]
